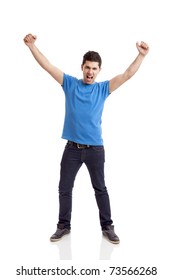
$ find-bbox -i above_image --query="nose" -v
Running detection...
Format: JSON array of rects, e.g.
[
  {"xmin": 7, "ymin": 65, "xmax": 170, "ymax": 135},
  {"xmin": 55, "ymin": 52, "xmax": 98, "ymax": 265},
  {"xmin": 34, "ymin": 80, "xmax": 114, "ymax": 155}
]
[{"xmin": 88, "ymin": 69, "xmax": 92, "ymax": 75}]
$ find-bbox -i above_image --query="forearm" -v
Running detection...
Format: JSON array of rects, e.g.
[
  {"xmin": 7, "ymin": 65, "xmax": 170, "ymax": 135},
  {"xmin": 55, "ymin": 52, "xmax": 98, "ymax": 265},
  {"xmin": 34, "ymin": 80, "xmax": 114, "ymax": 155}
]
[
  {"xmin": 109, "ymin": 41, "xmax": 149, "ymax": 93},
  {"xmin": 109, "ymin": 53, "xmax": 146, "ymax": 92},
  {"xmin": 125, "ymin": 53, "xmax": 145, "ymax": 79},
  {"xmin": 28, "ymin": 44, "xmax": 52, "ymax": 72},
  {"xmin": 24, "ymin": 34, "xmax": 63, "ymax": 84}
]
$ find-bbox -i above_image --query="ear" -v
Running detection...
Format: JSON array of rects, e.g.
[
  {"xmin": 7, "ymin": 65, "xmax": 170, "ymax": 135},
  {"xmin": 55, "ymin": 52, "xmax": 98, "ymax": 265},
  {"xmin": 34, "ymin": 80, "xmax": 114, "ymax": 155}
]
[
  {"xmin": 97, "ymin": 67, "xmax": 102, "ymax": 74},
  {"xmin": 81, "ymin": 64, "xmax": 83, "ymax": 71}
]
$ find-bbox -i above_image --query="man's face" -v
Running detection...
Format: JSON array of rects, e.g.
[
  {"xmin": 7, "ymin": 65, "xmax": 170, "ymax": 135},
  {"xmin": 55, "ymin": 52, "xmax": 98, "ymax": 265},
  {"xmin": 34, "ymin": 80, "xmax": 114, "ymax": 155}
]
[{"xmin": 81, "ymin": 61, "xmax": 101, "ymax": 84}]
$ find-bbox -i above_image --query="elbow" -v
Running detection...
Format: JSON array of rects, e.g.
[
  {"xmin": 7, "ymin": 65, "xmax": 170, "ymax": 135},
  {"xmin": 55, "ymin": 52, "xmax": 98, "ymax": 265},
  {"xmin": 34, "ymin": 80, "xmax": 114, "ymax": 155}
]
[
  {"xmin": 125, "ymin": 70, "xmax": 135, "ymax": 81},
  {"xmin": 124, "ymin": 71, "xmax": 131, "ymax": 81}
]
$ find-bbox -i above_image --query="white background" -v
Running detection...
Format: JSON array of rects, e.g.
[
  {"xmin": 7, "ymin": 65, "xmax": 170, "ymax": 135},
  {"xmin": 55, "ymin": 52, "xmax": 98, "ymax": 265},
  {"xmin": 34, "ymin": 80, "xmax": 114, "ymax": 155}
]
[{"xmin": 0, "ymin": 0, "xmax": 173, "ymax": 279}]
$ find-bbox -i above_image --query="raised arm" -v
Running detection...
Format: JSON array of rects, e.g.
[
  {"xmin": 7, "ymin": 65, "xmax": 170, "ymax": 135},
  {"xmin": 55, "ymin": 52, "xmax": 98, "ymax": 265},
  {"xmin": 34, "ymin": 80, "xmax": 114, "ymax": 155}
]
[
  {"xmin": 23, "ymin": 34, "xmax": 63, "ymax": 85},
  {"xmin": 109, "ymin": 41, "xmax": 149, "ymax": 93}
]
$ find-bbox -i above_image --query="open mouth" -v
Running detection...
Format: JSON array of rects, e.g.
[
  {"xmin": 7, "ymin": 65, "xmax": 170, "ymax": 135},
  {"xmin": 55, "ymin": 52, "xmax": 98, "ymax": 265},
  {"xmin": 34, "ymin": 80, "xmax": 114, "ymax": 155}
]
[{"xmin": 86, "ymin": 75, "xmax": 93, "ymax": 81}]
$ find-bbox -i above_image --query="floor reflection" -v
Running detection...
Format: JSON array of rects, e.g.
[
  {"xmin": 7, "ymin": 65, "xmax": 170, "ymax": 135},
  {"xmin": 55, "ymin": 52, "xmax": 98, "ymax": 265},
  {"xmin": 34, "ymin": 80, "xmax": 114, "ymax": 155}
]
[
  {"xmin": 50, "ymin": 234, "xmax": 119, "ymax": 260},
  {"xmin": 99, "ymin": 236, "xmax": 117, "ymax": 260},
  {"xmin": 51, "ymin": 234, "xmax": 72, "ymax": 260}
]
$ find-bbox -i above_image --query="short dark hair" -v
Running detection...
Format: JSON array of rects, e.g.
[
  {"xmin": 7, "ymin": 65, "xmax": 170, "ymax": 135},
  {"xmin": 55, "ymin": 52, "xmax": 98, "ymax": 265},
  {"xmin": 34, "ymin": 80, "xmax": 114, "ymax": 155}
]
[{"xmin": 82, "ymin": 51, "xmax": 102, "ymax": 68}]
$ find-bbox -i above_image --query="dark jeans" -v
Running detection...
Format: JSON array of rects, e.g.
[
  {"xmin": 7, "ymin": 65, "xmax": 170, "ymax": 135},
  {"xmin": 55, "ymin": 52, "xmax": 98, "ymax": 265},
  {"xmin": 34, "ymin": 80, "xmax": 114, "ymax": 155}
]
[{"xmin": 58, "ymin": 142, "xmax": 113, "ymax": 230}]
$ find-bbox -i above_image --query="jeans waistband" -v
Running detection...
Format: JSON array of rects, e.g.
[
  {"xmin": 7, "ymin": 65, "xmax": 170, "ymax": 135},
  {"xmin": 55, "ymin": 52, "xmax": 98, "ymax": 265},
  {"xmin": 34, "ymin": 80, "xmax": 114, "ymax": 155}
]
[{"xmin": 67, "ymin": 141, "xmax": 91, "ymax": 149}]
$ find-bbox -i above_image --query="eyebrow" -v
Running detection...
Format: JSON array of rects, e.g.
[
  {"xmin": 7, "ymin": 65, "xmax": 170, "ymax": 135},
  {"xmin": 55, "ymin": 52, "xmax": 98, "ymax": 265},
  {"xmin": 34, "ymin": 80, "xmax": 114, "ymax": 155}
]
[{"xmin": 85, "ymin": 65, "xmax": 98, "ymax": 70}]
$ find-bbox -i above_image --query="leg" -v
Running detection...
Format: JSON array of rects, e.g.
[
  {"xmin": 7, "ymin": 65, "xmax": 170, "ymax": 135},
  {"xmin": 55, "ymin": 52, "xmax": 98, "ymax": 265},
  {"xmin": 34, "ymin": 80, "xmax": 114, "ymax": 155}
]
[
  {"xmin": 85, "ymin": 146, "xmax": 113, "ymax": 229},
  {"xmin": 58, "ymin": 143, "xmax": 82, "ymax": 229}
]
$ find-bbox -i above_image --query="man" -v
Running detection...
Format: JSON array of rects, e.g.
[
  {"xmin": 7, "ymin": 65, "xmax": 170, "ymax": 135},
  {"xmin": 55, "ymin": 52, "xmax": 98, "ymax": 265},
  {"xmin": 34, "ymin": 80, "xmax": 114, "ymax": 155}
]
[{"xmin": 24, "ymin": 34, "xmax": 149, "ymax": 244}]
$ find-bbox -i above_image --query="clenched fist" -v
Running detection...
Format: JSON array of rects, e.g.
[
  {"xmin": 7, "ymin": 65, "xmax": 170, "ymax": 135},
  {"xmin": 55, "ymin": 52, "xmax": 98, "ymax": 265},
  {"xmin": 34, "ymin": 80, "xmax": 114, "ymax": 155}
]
[
  {"xmin": 23, "ymin": 34, "xmax": 37, "ymax": 46},
  {"xmin": 136, "ymin": 41, "xmax": 149, "ymax": 56}
]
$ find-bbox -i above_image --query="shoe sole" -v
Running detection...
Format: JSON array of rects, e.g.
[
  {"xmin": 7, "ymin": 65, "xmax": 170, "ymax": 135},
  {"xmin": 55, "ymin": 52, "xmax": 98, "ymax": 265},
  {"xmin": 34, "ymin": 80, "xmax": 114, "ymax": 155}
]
[
  {"xmin": 109, "ymin": 239, "xmax": 120, "ymax": 244},
  {"xmin": 50, "ymin": 237, "xmax": 61, "ymax": 242}
]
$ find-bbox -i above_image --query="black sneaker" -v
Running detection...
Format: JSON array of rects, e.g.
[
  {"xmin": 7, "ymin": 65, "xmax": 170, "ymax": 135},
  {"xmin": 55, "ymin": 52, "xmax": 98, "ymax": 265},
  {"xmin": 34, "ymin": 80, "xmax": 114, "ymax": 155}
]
[
  {"xmin": 102, "ymin": 225, "xmax": 120, "ymax": 244},
  {"xmin": 50, "ymin": 224, "xmax": 70, "ymax": 242}
]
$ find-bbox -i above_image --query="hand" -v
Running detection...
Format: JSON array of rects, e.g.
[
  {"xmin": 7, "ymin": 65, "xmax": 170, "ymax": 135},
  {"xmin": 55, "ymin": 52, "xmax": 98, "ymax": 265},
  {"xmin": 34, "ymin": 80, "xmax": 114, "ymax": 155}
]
[
  {"xmin": 136, "ymin": 41, "xmax": 149, "ymax": 56},
  {"xmin": 23, "ymin": 33, "xmax": 37, "ymax": 46}
]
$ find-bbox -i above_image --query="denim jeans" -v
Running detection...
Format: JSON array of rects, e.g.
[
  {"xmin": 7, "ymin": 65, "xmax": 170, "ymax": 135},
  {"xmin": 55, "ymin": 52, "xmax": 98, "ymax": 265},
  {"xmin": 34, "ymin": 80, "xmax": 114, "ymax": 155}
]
[{"xmin": 58, "ymin": 142, "xmax": 113, "ymax": 230}]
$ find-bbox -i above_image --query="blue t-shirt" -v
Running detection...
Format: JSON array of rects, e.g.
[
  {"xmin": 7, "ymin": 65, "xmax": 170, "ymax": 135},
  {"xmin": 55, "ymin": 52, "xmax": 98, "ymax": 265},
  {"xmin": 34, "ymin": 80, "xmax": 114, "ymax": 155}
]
[{"xmin": 61, "ymin": 74, "xmax": 110, "ymax": 145}]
